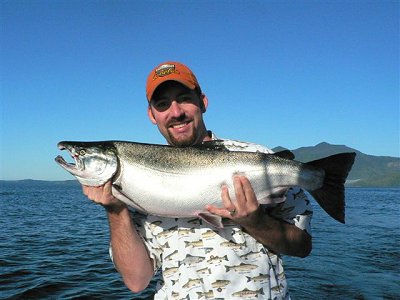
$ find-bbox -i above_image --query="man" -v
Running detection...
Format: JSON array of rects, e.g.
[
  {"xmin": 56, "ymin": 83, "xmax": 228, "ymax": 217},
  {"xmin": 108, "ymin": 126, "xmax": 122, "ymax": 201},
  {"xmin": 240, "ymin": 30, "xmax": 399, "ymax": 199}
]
[{"xmin": 83, "ymin": 61, "xmax": 312, "ymax": 299}]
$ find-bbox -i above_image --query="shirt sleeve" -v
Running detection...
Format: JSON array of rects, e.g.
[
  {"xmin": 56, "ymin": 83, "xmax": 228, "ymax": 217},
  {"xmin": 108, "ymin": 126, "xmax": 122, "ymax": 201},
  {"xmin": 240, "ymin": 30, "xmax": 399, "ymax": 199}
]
[
  {"xmin": 268, "ymin": 187, "xmax": 313, "ymax": 235},
  {"xmin": 131, "ymin": 211, "xmax": 163, "ymax": 272}
]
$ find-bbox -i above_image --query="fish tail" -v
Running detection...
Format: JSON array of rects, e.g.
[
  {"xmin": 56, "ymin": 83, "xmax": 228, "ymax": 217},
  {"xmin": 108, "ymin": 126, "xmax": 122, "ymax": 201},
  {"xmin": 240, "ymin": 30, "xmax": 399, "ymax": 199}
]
[{"xmin": 307, "ymin": 152, "xmax": 356, "ymax": 223}]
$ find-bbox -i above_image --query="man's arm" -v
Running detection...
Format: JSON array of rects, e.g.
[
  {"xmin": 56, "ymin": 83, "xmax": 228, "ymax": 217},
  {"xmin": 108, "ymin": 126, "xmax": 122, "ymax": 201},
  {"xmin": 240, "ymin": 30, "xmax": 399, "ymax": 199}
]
[
  {"xmin": 82, "ymin": 182, "xmax": 154, "ymax": 292},
  {"xmin": 235, "ymin": 205, "xmax": 312, "ymax": 258},
  {"xmin": 206, "ymin": 176, "xmax": 312, "ymax": 258}
]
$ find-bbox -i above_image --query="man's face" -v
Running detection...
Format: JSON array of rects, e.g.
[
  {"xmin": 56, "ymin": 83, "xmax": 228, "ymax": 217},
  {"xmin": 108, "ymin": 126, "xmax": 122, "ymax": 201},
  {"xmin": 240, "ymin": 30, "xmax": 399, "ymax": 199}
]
[{"xmin": 148, "ymin": 81, "xmax": 208, "ymax": 147}]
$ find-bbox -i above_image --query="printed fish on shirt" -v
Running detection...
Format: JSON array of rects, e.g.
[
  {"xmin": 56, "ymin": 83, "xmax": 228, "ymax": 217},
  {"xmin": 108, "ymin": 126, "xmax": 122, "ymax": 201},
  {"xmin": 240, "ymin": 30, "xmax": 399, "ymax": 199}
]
[
  {"xmin": 232, "ymin": 288, "xmax": 265, "ymax": 298},
  {"xmin": 225, "ymin": 263, "xmax": 258, "ymax": 272}
]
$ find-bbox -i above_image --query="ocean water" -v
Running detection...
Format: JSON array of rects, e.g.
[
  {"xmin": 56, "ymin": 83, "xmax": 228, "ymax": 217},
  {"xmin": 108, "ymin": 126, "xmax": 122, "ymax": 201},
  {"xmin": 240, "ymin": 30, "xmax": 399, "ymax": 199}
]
[{"xmin": 1, "ymin": 181, "xmax": 399, "ymax": 299}]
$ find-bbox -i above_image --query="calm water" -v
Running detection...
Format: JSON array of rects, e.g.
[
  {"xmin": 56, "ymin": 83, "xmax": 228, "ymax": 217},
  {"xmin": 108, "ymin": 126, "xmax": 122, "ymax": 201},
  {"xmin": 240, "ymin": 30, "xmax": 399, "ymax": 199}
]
[{"xmin": 1, "ymin": 181, "xmax": 399, "ymax": 299}]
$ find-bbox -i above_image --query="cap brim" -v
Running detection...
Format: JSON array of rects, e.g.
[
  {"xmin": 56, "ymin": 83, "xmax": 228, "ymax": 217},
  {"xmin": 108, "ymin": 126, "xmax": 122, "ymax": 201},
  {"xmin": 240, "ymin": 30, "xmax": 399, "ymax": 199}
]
[{"xmin": 147, "ymin": 78, "xmax": 196, "ymax": 101}]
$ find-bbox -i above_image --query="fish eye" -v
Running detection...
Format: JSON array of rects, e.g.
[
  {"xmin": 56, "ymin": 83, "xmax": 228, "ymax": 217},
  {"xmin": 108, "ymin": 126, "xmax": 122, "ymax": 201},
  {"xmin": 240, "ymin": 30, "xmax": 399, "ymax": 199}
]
[{"xmin": 79, "ymin": 149, "xmax": 86, "ymax": 156}]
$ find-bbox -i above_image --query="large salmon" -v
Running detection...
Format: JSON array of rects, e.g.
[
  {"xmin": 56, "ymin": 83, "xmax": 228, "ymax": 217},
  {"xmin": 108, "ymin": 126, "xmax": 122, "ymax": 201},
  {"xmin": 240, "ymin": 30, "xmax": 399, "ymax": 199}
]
[{"xmin": 55, "ymin": 140, "xmax": 356, "ymax": 227}]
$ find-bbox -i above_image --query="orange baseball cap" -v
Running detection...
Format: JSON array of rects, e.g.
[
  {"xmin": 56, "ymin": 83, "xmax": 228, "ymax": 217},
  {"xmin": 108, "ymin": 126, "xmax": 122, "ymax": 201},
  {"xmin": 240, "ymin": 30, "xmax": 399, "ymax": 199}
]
[{"xmin": 146, "ymin": 61, "xmax": 201, "ymax": 101}]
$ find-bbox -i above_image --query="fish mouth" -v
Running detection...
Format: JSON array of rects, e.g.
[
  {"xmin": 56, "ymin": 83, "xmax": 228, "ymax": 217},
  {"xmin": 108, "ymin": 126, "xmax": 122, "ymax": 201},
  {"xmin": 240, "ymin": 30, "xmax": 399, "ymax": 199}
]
[
  {"xmin": 55, "ymin": 143, "xmax": 83, "ymax": 172},
  {"xmin": 55, "ymin": 155, "xmax": 77, "ymax": 171}
]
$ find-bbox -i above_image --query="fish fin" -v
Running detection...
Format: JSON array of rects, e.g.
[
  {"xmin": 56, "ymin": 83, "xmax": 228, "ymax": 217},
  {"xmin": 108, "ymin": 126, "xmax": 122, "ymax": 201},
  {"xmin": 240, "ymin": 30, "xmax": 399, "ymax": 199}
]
[
  {"xmin": 197, "ymin": 212, "xmax": 224, "ymax": 228},
  {"xmin": 257, "ymin": 194, "xmax": 287, "ymax": 205},
  {"xmin": 273, "ymin": 150, "xmax": 295, "ymax": 160},
  {"xmin": 111, "ymin": 184, "xmax": 148, "ymax": 213},
  {"xmin": 307, "ymin": 152, "xmax": 356, "ymax": 223}
]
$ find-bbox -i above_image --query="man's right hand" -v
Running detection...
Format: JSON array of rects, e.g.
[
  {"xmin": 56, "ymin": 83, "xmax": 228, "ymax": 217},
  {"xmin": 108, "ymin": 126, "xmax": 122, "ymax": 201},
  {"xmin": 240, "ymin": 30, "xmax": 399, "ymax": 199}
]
[{"xmin": 82, "ymin": 181, "xmax": 127, "ymax": 212}]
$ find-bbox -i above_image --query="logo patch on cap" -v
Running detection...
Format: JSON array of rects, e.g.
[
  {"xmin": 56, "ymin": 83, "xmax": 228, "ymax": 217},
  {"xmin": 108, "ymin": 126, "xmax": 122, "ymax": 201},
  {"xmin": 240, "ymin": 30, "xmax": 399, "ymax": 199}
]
[{"xmin": 153, "ymin": 64, "xmax": 179, "ymax": 80}]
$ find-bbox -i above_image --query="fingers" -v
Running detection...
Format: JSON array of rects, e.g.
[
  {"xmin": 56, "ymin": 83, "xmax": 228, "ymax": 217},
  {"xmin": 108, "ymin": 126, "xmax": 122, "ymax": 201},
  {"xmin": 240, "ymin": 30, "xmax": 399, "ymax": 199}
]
[
  {"xmin": 81, "ymin": 181, "xmax": 118, "ymax": 206},
  {"xmin": 221, "ymin": 184, "xmax": 236, "ymax": 212},
  {"xmin": 82, "ymin": 184, "xmax": 89, "ymax": 195},
  {"xmin": 206, "ymin": 175, "xmax": 259, "ymax": 221},
  {"xmin": 82, "ymin": 185, "xmax": 101, "ymax": 201},
  {"xmin": 104, "ymin": 181, "xmax": 113, "ymax": 194},
  {"xmin": 206, "ymin": 185, "xmax": 232, "ymax": 218},
  {"xmin": 233, "ymin": 176, "xmax": 246, "ymax": 212},
  {"xmin": 231, "ymin": 176, "xmax": 258, "ymax": 217},
  {"xmin": 238, "ymin": 176, "xmax": 259, "ymax": 212}
]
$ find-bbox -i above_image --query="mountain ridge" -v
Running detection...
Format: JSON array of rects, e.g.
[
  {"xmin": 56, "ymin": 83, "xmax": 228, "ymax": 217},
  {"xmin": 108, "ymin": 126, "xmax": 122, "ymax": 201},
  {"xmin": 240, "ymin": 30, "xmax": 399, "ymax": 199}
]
[{"xmin": 273, "ymin": 142, "xmax": 400, "ymax": 188}]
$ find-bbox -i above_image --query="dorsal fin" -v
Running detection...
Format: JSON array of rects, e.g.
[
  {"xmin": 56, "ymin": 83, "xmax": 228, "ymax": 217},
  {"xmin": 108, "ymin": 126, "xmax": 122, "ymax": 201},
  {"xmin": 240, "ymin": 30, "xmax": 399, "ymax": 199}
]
[
  {"xmin": 195, "ymin": 141, "xmax": 295, "ymax": 159},
  {"xmin": 193, "ymin": 140, "xmax": 229, "ymax": 151},
  {"xmin": 273, "ymin": 150, "xmax": 295, "ymax": 160}
]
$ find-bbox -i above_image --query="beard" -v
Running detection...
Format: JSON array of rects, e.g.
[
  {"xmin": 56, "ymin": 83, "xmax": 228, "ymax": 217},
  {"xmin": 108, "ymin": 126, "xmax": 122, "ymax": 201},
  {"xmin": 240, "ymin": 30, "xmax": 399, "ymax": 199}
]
[{"xmin": 167, "ymin": 129, "xmax": 198, "ymax": 147}]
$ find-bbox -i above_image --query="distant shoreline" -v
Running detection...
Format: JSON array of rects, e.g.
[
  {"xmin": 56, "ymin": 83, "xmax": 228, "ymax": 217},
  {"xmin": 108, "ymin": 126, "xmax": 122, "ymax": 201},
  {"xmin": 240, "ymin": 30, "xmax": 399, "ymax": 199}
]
[
  {"xmin": 0, "ymin": 179, "xmax": 80, "ymax": 184},
  {"xmin": 1, "ymin": 179, "xmax": 399, "ymax": 189}
]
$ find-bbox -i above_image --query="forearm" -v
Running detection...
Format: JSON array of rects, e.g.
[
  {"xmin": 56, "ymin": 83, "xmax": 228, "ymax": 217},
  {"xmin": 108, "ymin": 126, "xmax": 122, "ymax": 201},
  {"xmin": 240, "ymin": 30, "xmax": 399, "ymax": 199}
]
[
  {"xmin": 241, "ymin": 208, "xmax": 312, "ymax": 258},
  {"xmin": 107, "ymin": 206, "xmax": 154, "ymax": 292}
]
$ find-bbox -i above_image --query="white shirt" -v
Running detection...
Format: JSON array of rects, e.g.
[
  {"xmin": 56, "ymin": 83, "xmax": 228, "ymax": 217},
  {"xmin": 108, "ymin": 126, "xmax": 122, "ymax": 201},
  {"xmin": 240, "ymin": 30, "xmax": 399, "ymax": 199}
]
[{"xmin": 127, "ymin": 136, "xmax": 313, "ymax": 299}]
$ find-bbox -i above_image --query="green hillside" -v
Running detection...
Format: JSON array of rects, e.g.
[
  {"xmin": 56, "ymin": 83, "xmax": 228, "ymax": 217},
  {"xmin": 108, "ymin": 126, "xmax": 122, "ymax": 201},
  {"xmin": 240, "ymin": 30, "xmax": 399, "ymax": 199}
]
[{"xmin": 273, "ymin": 142, "xmax": 400, "ymax": 188}]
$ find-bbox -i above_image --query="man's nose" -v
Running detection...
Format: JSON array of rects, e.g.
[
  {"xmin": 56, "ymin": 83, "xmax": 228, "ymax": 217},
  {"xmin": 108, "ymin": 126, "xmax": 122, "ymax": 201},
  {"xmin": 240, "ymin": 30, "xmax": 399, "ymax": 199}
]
[{"xmin": 169, "ymin": 100, "xmax": 184, "ymax": 116}]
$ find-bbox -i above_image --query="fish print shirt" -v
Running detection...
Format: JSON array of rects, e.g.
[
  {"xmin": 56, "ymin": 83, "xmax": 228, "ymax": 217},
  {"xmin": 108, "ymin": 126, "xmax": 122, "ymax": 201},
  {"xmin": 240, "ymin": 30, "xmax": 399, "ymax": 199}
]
[{"xmin": 118, "ymin": 137, "xmax": 313, "ymax": 300}]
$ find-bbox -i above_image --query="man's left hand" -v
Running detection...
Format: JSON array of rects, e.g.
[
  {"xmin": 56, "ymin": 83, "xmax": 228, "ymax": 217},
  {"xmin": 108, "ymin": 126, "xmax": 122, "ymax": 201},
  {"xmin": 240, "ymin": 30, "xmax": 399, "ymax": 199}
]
[{"xmin": 206, "ymin": 175, "xmax": 264, "ymax": 227}]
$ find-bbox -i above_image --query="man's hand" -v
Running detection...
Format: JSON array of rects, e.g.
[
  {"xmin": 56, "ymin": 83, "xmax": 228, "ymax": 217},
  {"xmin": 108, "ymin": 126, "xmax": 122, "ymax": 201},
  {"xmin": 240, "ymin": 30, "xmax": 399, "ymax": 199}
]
[
  {"xmin": 206, "ymin": 175, "xmax": 312, "ymax": 257},
  {"xmin": 82, "ymin": 181, "xmax": 127, "ymax": 212},
  {"xmin": 206, "ymin": 175, "xmax": 263, "ymax": 227}
]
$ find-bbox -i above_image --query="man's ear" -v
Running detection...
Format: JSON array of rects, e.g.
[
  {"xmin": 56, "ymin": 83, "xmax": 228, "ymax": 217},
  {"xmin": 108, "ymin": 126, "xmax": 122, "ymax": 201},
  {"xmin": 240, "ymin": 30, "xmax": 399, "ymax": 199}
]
[
  {"xmin": 201, "ymin": 94, "xmax": 208, "ymax": 113},
  {"xmin": 147, "ymin": 106, "xmax": 157, "ymax": 124}
]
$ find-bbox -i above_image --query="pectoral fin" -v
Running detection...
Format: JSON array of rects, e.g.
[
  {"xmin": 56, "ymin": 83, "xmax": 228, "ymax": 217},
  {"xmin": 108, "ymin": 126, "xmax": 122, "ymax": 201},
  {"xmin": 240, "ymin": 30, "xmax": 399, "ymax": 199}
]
[
  {"xmin": 112, "ymin": 184, "xmax": 148, "ymax": 213},
  {"xmin": 197, "ymin": 212, "xmax": 224, "ymax": 228}
]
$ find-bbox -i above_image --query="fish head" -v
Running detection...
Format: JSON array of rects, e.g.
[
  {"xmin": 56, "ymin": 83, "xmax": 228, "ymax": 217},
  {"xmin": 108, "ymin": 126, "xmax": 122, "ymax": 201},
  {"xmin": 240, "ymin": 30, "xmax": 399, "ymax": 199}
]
[{"xmin": 55, "ymin": 141, "xmax": 118, "ymax": 186}]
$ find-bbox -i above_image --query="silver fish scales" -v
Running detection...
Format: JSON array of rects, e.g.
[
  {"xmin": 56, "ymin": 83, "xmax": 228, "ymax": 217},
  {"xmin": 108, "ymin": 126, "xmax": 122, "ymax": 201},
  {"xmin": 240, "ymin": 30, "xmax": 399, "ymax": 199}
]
[{"xmin": 55, "ymin": 140, "xmax": 356, "ymax": 227}]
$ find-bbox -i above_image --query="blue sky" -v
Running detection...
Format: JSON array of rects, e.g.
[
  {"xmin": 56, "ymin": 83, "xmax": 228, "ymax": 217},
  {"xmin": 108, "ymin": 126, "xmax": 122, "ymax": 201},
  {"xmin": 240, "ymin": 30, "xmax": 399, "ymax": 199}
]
[{"xmin": 1, "ymin": 0, "xmax": 399, "ymax": 180}]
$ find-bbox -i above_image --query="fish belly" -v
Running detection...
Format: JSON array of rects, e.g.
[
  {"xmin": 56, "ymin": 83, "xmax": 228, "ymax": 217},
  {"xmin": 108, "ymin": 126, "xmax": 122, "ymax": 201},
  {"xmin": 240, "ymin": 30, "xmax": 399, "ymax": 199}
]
[{"xmin": 113, "ymin": 162, "xmax": 285, "ymax": 217}]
